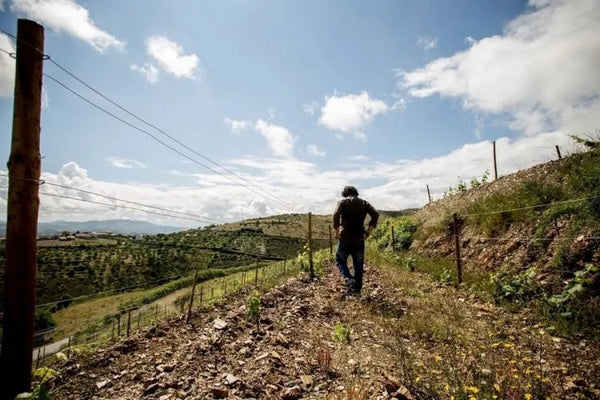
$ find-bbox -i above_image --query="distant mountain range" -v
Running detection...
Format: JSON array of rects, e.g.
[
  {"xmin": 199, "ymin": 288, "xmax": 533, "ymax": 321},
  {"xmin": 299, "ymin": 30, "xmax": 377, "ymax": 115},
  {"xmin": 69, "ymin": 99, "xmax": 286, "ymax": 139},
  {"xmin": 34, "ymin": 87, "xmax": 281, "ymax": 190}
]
[{"xmin": 0, "ymin": 219, "xmax": 184, "ymax": 236}]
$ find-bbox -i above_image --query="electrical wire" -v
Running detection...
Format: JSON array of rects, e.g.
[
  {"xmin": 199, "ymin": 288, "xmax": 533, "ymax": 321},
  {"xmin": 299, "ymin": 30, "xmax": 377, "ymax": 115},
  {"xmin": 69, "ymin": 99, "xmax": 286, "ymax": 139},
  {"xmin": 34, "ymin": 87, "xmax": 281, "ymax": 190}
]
[
  {"xmin": 32, "ymin": 273, "xmax": 184, "ymax": 310},
  {"xmin": 461, "ymin": 194, "xmax": 600, "ymax": 218},
  {"xmin": 0, "ymin": 173, "xmax": 222, "ymax": 224},
  {"xmin": 47, "ymin": 57, "xmax": 294, "ymax": 210},
  {"xmin": 42, "ymin": 73, "xmax": 292, "ymax": 211}
]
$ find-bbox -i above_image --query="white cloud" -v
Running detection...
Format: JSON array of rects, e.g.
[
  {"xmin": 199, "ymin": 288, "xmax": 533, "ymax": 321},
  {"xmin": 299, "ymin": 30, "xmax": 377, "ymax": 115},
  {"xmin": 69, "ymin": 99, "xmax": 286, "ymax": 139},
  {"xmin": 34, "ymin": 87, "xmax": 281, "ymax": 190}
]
[
  {"xmin": 417, "ymin": 36, "xmax": 438, "ymax": 51},
  {"xmin": 0, "ymin": 131, "xmax": 582, "ymax": 227},
  {"xmin": 146, "ymin": 35, "xmax": 199, "ymax": 80},
  {"xmin": 319, "ymin": 91, "xmax": 388, "ymax": 139},
  {"xmin": 130, "ymin": 63, "xmax": 159, "ymax": 84},
  {"xmin": 223, "ymin": 117, "xmax": 251, "ymax": 134},
  {"xmin": 106, "ymin": 157, "xmax": 146, "ymax": 169},
  {"xmin": 400, "ymin": 0, "xmax": 600, "ymax": 135},
  {"xmin": 11, "ymin": 0, "xmax": 124, "ymax": 52},
  {"xmin": 306, "ymin": 144, "xmax": 326, "ymax": 157},
  {"xmin": 254, "ymin": 119, "xmax": 296, "ymax": 158},
  {"xmin": 302, "ymin": 101, "xmax": 319, "ymax": 116},
  {"xmin": 0, "ymin": 0, "xmax": 4, "ymax": 12},
  {"xmin": 348, "ymin": 155, "xmax": 370, "ymax": 162},
  {"xmin": 0, "ymin": 34, "xmax": 15, "ymax": 97}
]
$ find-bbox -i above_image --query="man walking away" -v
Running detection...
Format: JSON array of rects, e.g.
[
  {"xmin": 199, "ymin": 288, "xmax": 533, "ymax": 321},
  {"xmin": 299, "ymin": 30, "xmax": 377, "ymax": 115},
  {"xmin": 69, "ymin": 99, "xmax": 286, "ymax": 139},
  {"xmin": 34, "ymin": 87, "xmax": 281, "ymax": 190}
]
[{"xmin": 333, "ymin": 185, "xmax": 379, "ymax": 295}]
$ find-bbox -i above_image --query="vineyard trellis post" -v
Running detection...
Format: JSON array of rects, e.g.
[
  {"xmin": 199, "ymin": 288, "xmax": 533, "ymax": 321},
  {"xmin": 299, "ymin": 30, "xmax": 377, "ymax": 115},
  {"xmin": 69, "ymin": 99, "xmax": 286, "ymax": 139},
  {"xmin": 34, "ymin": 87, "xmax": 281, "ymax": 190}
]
[
  {"xmin": 0, "ymin": 19, "xmax": 45, "ymax": 398},
  {"xmin": 493, "ymin": 140, "xmax": 498, "ymax": 180},
  {"xmin": 308, "ymin": 212, "xmax": 315, "ymax": 280},
  {"xmin": 187, "ymin": 262, "xmax": 201, "ymax": 322},
  {"xmin": 255, "ymin": 258, "xmax": 259, "ymax": 285},
  {"xmin": 452, "ymin": 213, "xmax": 463, "ymax": 286},
  {"xmin": 126, "ymin": 309, "xmax": 132, "ymax": 336},
  {"xmin": 328, "ymin": 225, "xmax": 333, "ymax": 256}
]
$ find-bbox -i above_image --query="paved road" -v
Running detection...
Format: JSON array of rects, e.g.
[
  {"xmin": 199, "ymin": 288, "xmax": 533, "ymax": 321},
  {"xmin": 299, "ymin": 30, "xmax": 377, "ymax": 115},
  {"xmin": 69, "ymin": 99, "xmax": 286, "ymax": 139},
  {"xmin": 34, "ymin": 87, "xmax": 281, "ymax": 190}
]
[{"xmin": 33, "ymin": 336, "xmax": 71, "ymax": 361}]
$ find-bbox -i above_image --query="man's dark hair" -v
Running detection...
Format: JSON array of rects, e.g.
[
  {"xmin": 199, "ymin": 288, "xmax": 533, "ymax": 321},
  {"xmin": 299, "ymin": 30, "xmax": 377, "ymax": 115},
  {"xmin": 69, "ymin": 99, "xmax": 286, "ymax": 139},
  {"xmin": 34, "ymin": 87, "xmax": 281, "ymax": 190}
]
[{"xmin": 341, "ymin": 185, "xmax": 359, "ymax": 197}]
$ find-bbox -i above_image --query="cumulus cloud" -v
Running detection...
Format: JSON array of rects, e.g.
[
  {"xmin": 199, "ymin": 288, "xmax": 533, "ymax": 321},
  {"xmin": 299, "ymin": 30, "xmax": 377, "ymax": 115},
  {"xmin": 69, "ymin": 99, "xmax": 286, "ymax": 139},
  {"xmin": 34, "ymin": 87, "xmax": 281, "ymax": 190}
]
[
  {"xmin": 11, "ymin": 0, "xmax": 124, "ymax": 52},
  {"xmin": 399, "ymin": 0, "xmax": 600, "ymax": 135},
  {"xmin": 106, "ymin": 157, "xmax": 146, "ymax": 169},
  {"xmin": 130, "ymin": 63, "xmax": 159, "ymax": 84},
  {"xmin": 306, "ymin": 144, "xmax": 326, "ymax": 157},
  {"xmin": 0, "ymin": 130, "xmax": 580, "ymax": 227},
  {"xmin": 223, "ymin": 118, "xmax": 251, "ymax": 134},
  {"xmin": 145, "ymin": 35, "xmax": 200, "ymax": 80},
  {"xmin": 417, "ymin": 36, "xmax": 438, "ymax": 51},
  {"xmin": 0, "ymin": 34, "xmax": 15, "ymax": 97},
  {"xmin": 254, "ymin": 119, "xmax": 296, "ymax": 158},
  {"xmin": 319, "ymin": 91, "xmax": 388, "ymax": 140}
]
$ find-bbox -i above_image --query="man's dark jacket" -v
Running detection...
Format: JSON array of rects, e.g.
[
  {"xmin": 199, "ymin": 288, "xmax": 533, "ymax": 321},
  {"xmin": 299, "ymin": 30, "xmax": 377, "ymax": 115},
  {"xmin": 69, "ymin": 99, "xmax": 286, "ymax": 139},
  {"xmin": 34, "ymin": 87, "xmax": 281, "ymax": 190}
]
[{"xmin": 333, "ymin": 196, "xmax": 379, "ymax": 243}]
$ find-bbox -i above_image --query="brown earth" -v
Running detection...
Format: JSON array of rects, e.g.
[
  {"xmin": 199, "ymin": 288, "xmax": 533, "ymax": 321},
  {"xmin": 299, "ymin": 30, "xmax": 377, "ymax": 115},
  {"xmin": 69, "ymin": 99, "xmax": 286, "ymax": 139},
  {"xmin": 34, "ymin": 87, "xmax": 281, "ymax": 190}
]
[{"xmin": 45, "ymin": 261, "xmax": 600, "ymax": 400}]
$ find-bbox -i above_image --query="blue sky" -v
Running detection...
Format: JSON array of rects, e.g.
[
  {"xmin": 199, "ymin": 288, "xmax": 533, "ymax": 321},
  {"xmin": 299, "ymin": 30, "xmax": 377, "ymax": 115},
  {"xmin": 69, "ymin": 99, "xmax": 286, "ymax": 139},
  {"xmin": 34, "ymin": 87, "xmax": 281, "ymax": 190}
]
[{"xmin": 1, "ymin": 0, "xmax": 599, "ymax": 227}]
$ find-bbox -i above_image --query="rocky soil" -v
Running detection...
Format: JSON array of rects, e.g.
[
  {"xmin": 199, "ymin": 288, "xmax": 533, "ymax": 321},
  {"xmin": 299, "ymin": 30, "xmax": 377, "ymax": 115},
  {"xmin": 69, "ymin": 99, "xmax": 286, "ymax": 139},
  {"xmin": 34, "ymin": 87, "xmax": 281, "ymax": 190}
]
[{"xmin": 47, "ymin": 263, "xmax": 600, "ymax": 399}]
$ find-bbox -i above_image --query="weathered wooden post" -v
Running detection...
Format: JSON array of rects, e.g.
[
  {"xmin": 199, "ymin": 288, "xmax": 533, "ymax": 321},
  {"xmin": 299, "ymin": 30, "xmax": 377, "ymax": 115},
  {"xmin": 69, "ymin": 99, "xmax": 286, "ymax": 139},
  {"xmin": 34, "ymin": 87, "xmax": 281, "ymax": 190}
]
[
  {"xmin": 555, "ymin": 145, "xmax": 562, "ymax": 160},
  {"xmin": 199, "ymin": 285, "xmax": 203, "ymax": 305},
  {"xmin": 328, "ymin": 225, "xmax": 333, "ymax": 256},
  {"xmin": 126, "ymin": 309, "xmax": 132, "ymax": 337},
  {"xmin": 426, "ymin": 184, "xmax": 432, "ymax": 203},
  {"xmin": 117, "ymin": 314, "xmax": 121, "ymax": 337},
  {"xmin": 452, "ymin": 213, "xmax": 463, "ymax": 286},
  {"xmin": 308, "ymin": 212, "xmax": 315, "ymax": 280},
  {"xmin": 391, "ymin": 226, "xmax": 396, "ymax": 252},
  {"xmin": 187, "ymin": 263, "xmax": 200, "ymax": 322},
  {"xmin": 255, "ymin": 258, "xmax": 259, "ymax": 285},
  {"xmin": 493, "ymin": 141, "xmax": 498, "ymax": 180},
  {"xmin": 0, "ymin": 19, "xmax": 45, "ymax": 398}
]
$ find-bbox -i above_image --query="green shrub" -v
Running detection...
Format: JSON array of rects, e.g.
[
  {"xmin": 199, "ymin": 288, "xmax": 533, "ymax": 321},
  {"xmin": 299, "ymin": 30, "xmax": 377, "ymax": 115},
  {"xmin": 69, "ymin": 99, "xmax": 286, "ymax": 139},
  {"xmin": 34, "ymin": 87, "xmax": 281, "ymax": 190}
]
[
  {"xmin": 333, "ymin": 323, "xmax": 351, "ymax": 344},
  {"xmin": 246, "ymin": 289, "xmax": 261, "ymax": 329}
]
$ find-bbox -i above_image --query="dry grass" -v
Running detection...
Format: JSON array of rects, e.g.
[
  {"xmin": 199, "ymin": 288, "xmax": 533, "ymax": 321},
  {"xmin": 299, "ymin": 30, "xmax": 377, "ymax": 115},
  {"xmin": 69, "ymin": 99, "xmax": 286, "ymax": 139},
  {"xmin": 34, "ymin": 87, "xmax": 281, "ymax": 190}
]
[{"xmin": 368, "ymin": 246, "xmax": 600, "ymax": 399}]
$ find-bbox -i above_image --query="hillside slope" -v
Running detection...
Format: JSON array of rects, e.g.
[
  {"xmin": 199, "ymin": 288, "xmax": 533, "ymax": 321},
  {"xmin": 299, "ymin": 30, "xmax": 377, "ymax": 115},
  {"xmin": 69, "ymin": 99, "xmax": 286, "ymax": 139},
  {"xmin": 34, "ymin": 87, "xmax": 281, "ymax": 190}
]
[{"xmin": 48, "ymin": 262, "xmax": 600, "ymax": 399}]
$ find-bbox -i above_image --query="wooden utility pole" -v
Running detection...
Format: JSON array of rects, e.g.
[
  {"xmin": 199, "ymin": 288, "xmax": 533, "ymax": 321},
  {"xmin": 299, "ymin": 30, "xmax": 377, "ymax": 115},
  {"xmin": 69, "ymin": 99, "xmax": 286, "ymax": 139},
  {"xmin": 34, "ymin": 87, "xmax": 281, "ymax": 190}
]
[
  {"xmin": 1, "ymin": 19, "xmax": 45, "ymax": 399},
  {"xmin": 555, "ymin": 145, "xmax": 562, "ymax": 160},
  {"xmin": 426, "ymin": 184, "xmax": 432, "ymax": 203},
  {"xmin": 493, "ymin": 141, "xmax": 498, "ymax": 180},
  {"xmin": 308, "ymin": 212, "xmax": 315, "ymax": 280},
  {"xmin": 452, "ymin": 213, "xmax": 463, "ymax": 286}
]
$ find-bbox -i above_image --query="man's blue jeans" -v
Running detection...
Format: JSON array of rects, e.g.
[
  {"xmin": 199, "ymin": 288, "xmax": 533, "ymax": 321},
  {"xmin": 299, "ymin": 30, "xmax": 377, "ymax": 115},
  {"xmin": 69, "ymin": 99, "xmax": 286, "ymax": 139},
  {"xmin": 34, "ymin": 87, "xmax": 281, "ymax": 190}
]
[{"xmin": 335, "ymin": 240, "xmax": 365, "ymax": 292}]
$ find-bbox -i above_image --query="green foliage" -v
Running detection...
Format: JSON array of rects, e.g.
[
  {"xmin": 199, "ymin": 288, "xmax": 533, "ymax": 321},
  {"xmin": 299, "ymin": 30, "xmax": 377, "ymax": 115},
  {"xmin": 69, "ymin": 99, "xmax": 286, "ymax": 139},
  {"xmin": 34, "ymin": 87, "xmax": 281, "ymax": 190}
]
[
  {"xmin": 491, "ymin": 265, "xmax": 539, "ymax": 302},
  {"xmin": 372, "ymin": 217, "xmax": 419, "ymax": 251},
  {"xmin": 548, "ymin": 264, "xmax": 598, "ymax": 309},
  {"xmin": 34, "ymin": 308, "xmax": 56, "ymax": 331},
  {"xmin": 333, "ymin": 322, "xmax": 351, "ymax": 344},
  {"xmin": 296, "ymin": 247, "xmax": 329, "ymax": 278},
  {"xmin": 246, "ymin": 289, "xmax": 261, "ymax": 328},
  {"xmin": 17, "ymin": 368, "xmax": 59, "ymax": 400},
  {"xmin": 444, "ymin": 170, "xmax": 489, "ymax": 198}
]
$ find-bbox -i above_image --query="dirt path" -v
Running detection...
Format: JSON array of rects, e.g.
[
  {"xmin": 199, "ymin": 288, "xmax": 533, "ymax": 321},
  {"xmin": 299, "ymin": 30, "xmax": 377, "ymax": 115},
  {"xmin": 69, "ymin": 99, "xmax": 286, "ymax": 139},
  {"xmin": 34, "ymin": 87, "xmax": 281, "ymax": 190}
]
[{"xmin": 48, "ymin": 263, "xmax": 600, "ymax": 399}]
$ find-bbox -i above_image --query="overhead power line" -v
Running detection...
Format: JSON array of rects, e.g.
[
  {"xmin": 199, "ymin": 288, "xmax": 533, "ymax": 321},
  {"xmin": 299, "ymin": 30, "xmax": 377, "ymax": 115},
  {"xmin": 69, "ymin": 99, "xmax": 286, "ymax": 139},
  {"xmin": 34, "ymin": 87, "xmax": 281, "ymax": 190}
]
[
  {"xmin": 0, "ymin": 174, "xmax": 222, "ymax": 224},
  {"xmin": 46, "ymin": 57, "xmax": 293, "ymax": 210},
  {"xmin": 42, "ymin": 73, "xmax": 292, "ymax": 210}
]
